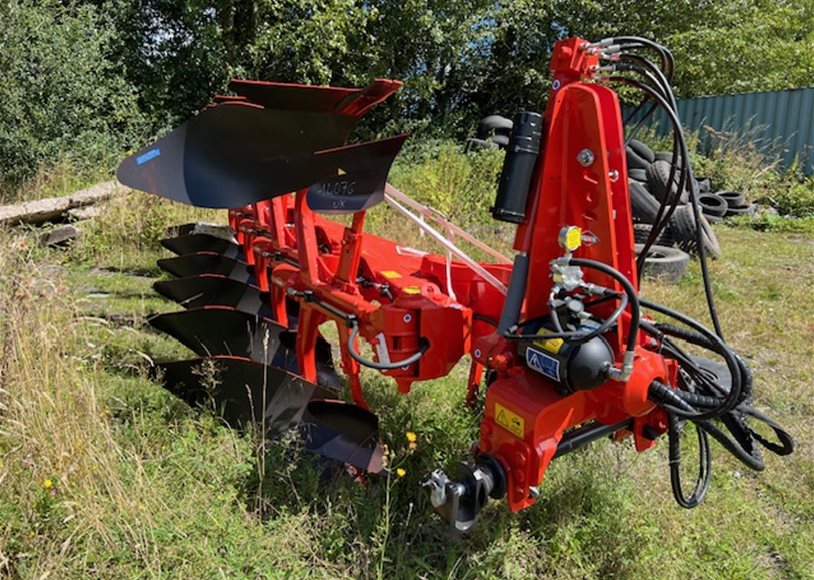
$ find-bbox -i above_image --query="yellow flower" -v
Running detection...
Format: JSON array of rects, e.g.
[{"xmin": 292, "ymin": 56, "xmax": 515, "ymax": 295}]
[
  {"xmin": 42, "ymin": 479, "xmax": 53, "ymax": 490},
  {"xmin": 396, "ymin": 468, "xmax": 406, "ymax": 478},
  {"xmin": 406, "ymin": 431, "xmax": 417, "ymax": 443},
  {"xmin": 408, "ymin": 442, "xmax": 417, "ymax": 451}
]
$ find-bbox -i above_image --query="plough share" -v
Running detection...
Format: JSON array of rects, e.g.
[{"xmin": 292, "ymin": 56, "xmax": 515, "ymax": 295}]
[{"xmin": 118, "ymin": 37, "xmax": 792, "ymax": 532}]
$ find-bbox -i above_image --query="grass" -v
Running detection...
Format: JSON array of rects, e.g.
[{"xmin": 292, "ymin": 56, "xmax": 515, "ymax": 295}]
[{"xmin": 0, "ymin": 188, "xmax": 813, "ymax": 578}]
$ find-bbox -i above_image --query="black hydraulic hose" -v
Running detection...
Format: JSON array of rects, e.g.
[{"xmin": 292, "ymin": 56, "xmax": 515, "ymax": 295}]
[
  {"xmin": 347, "ymin": 323, "xmax": 428, "ymax": 370},
  {"xmin": 668, "ymin": 413, "xmax": 711, "ymax": 509},
  {"xmin": 508, "ymin": 292, "xmax": 622, "ymax": 341},
  {"xmin": 609, "ymin": 69, "xmax": 688, "ymax": 268},
  {"xmin": 603, "ymin": 36, "xmax": 673, "ymax": 143},
  {"xmin": 649, "ymin": 381, "xmax": 767, "ymax": 472},
  {"xmin": 599, "ymin": 40, "xmax": 685, "ymax": 264},
  {"xmin": 618, "ymin": 54, "xmax": 672, "ymax": 143},
  {"xmin": 618, "ymin": 55, "xmax": 675, "ymax": 105},
  {"xmin": 503, "ymin": 259, "xmax": 639, "ymax": 353},
  {"xmin": 613, "ymin": 58, "xmax": 686, "ymax": 263},
  {"xmin": 620, "ymin": 79, "xmax": 721, "ymax": 338},
  {"xmin": 611, "ymin": 37, "xmax": 675, "ymax": 79},
  {"xmin": 605, "ymin": 74, "xmax": 688, "ymax": 270},
  {"xmin": 605, "ymin": 75, "xmax": 724, "ymax": 339},
  {"xmin": 656, "ymin": 323, "xmax": 754, "ymax": 403},
  {"xmin": 545, "ymin": 290, "xmax": 628, "ymax": 344},
  {"xmin": 640, "ymin": 298, "xmax": 740, "ymax": 419},
  {"xmin": 569, "ymin": 258, "xmax": 640, "ymax": 353}
]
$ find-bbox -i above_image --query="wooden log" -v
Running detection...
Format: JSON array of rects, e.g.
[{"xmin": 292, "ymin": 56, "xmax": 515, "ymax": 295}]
[
  {"xmin": 0, "ymin": 181, "xmax": 126, "ymax": 226},
  {"xmin": 67, "ymin": 205, "xmax": 102, "ymax": 221}
]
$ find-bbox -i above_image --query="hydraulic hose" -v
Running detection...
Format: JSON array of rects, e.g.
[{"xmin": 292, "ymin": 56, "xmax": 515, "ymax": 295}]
[
  {"xmin": 605, "ymin": 74, "xmax": 724, "ymax": 338},
  {"xmin": 668, "ymin": 413, "xmax": 711, "ymax": 509},
  {"xmin": 569, "ymin": 258, "xmax": 640, "ymax": 353},
  {"xmin": 504, "ymin": 258, "xmax": 639, "ymax": 355},
  {"xmin": 546, "ymin": 289, "xmax": 628, "ymax": 344},
  {"xmin": 640, "ymin": 298, "xmax": 740, "ymax": 419},
  {"xmin": 347, "ymin": 322, "xmax": 428, "ymax": 370}
]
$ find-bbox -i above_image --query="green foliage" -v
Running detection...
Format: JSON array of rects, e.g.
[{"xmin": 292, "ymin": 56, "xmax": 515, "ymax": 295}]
[
  {"xmin": 7, "ymin": 0, "xmax": 814, "ymax": 195},
  {"xmin": 388, "ymin": 141, "xmax": 504, "ymax": 225},
  {"xmin": 0, "ymin": 0, "xmax": 144, "ymax": 189},
  {"xmin": 67, "ymin": 0, "xmax": 814, "ymax": 139},
  {"xmin": 665, "ymin": 0, "xmax": 814, "ymax": 97},
  {"xmin": 96, "ymin": 0, "xmax": 231, "ymax": 132}
]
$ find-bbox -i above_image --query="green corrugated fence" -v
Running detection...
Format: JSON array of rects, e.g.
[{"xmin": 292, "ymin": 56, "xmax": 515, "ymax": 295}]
[{"xmin": 625, "ymin": 87, "xmax": 814, "ymax": 174}]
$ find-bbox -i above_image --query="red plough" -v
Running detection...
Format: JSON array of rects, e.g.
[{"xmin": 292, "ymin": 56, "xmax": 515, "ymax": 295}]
[{"xmin": 119, "ymin": 37, "xmax": 792, "ymax": 531}]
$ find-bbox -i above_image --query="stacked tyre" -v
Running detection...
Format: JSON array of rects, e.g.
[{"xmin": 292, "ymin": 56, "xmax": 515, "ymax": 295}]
[{"xmin": 626, "ymin": 139, "xmax": 723, "ymax": 282}]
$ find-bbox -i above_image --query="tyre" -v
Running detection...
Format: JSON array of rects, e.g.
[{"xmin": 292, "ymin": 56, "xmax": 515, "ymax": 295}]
[
  {"xmin": 717, "ymin": 191, "xmax": 746, "ymax": 207},
  {"xmin": 646, "ymin": 159, "xmax": 688, "ymax": 203},
  {"xmin": 477, "ymin": 115, "xmax": 513, "ymax": 137},
  {"xmin": 635, "ymin": 243, "xmax": 690, "ymax": 284},
  {"xmin": 724, "ymin": 203, "xmax": 757, "ymax": 218},
  {"xmin": 655, "ymin": 151, "xmax": 682, "ymax": 164},
  {"xmin": 628, "ymin": 139, "xmax": 655, "ymax": 163},
  {"xmin": 698, "ymin": 193, "xmax": 727, "ymax": 217},
  {"xmin": 629, "ymin": 180, "xmax": 660, "ymax": 223},
  {"xmin": 670, "ymin": 205, "xmax": 722, "ymax": 259},
  {"xmin": 490, "ymin": 133, "xmax": 510, "ymax": 148},
  {"xmin": 696, "ymin": 177, "xmax": 712, "ymax": 193},
  {"xmin": 629, "ymin": 168, "xmax": 647, "ymax": 182},
  {"xmin": 626, "ymin": 146, "xmax": 651, "ymax": 171},
  {"xmin": 633, "ymin": 223, "xmax": 674, "ymax": 246}
]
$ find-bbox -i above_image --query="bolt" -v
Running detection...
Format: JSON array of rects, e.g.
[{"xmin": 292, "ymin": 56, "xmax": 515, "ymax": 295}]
[
  {"xmin": 577, "ymin": 148, "xmax": 595, "ymax": 167},
  {"xmin": 608, "ymin": 169, "xmax": 619, "ymax": 182},
  {"xmin": 403, "ymin": 314, "xmax": 412, "ymax": 323},
  {"xmin": 552, "ymin": 79, "xmax": 561, "ymax": 90},
  {"xmin": 529, "ymin": 486, "xmax": 540, "ymax": 499},
  {"xmin": 473, "ymin": 348, "xmax": 482, "ymax": 359}
]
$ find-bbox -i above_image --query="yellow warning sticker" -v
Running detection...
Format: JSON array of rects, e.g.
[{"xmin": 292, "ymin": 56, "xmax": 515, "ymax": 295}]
[
  {"xmin": 535, "ymin": 336, "xmax": 564, "ymax": 354},
  {"xmin": 495, "ymin": 402, "xmax": 525, "ymax": 438},
  {"xmin": 381, "ymin": 270, "xmax": 402, "ymax": 279},
  {"xmin": 402, "ymin": 286, "xmax": 421, "ymax": 294}
]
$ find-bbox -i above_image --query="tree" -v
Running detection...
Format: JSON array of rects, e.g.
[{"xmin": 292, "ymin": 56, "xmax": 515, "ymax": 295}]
[{"xmin": 0, "ymin": 0, "xmax": 144, "ymax": 188}]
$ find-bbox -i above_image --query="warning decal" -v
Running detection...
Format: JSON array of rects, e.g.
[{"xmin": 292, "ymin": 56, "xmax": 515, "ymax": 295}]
[
  {"xmin": 495, "ymin": 402, "xmax": 525, "ymax": 438},
  {"xmin": 526, "ymin": 346, "xmax": 560, "ymax": 382}
]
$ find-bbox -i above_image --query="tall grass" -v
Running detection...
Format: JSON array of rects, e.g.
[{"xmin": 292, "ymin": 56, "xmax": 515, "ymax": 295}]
[{"xmin": 1, "ymin": 145, "xmax": 813, "ymax": 577}]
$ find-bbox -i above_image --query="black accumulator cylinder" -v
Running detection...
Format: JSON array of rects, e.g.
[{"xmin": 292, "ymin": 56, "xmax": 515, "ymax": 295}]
[{"xmin": 490, "ymin": 111, "xmax": 543, "ymax": 224}]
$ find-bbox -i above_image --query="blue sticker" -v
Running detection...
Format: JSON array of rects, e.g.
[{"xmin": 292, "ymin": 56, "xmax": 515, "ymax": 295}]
[
  {"xmin": 526, "ymin": 347, "xmax": 560, "ymax": 382},
  {"xmin": 136, "ymin": 148, "xmax": 161, "ymax": 165}
]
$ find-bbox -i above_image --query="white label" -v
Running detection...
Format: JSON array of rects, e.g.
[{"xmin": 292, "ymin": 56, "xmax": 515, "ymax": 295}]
[{"xmin": 374, "ymin": 332, "xmax": 391, "ymax": 365}]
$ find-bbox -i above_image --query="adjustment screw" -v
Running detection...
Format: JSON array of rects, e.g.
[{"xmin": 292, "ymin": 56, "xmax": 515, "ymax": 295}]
[{"xmin": 577, "ymin": 148, "xmax": 595, "ymax": 167}]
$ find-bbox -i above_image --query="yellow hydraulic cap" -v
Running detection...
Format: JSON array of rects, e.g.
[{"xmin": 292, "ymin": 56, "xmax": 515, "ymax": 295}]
[{"xmin": 558, "ymin": 226, "xmax": 582, "ymax": 253}]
